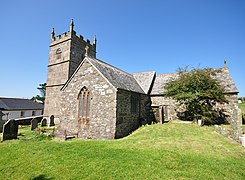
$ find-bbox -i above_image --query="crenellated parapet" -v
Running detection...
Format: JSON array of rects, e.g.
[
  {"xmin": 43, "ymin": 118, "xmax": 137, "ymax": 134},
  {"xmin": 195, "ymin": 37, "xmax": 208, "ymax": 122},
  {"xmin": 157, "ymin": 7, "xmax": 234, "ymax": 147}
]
[{"xmin": 50, "ymin": 19, "xmax": 96, "ymax": 58}]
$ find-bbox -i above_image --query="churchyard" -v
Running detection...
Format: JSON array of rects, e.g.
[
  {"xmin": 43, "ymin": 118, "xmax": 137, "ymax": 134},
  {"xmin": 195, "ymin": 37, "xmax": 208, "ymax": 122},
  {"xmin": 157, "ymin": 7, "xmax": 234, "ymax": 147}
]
[
  {"xmin": 0, "ymin": 122, "xmax": 244, "ymax": 179},
  {"xmin": 239, "ymin": 101, "xmax": 245, "ymax": 115}
]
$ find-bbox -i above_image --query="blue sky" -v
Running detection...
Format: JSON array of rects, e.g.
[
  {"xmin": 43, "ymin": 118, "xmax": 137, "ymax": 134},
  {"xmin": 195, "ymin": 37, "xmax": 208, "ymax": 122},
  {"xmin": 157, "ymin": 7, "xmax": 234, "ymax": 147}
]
[{"xmin": 1, "ymin": 0, "xmax": 245, "ymax": 98}]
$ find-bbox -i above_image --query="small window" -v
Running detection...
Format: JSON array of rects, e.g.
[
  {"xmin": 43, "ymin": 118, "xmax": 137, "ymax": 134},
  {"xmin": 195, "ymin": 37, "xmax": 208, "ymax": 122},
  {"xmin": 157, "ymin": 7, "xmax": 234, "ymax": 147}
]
[
  {"xmin": 32, "ymin": 111, "xmax": 36, "ymax": 116},
  {"xmin": 131, "ymin": 95, "xmax": 139, "ymax": 113},
  {"xmin": 78, "ymin": 87, "xmax": 91, "ymax": 125},
  {"xmin": 20, "ymin": 111, "xmax": 25, "ymax": 117}
]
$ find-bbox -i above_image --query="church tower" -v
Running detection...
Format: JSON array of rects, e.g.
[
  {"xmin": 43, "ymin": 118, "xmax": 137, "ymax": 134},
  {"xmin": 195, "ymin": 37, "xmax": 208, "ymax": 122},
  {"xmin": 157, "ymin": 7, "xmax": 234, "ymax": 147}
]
[{"xmin": 44, "ymin": 20, "xmax": 96, "ymax": 122}]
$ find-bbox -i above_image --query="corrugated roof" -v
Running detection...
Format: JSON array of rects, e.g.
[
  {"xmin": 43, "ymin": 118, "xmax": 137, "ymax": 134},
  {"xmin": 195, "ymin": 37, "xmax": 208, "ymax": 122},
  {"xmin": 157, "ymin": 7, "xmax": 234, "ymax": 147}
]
[{"xmin": 0, "ymin": 98, "xmax": 44, "ymax": 111}]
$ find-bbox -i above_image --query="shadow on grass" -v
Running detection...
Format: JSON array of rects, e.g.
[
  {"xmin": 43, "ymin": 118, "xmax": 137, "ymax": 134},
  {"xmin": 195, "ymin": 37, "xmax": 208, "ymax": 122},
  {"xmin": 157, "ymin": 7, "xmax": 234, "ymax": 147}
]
[{"xmin": 32, "ymin": 174, "xmax": 54, "ymax": 180}]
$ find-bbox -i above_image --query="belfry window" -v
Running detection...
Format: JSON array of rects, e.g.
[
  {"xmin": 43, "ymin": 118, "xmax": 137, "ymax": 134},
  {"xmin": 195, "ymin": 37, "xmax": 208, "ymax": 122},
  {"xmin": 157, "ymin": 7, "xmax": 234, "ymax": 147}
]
[{"xmin": 78, "ymin": 87, "xmax": 91, "ymax": 124}]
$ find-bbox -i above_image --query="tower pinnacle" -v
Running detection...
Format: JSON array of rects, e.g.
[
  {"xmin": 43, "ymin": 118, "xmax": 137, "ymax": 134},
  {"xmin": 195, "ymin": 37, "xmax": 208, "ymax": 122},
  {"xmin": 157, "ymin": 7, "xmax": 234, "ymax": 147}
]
[
  {"xmin": 51, "ymin": 28, "xmax": 55, "ymax": 39},
  {"xmin": 85, "ymin": 45, "xmax": 90, "ymax": 57},
  {"xmin": 70, "ymin": 19, "xmax": 74, "ymax": 32},
  {"xmin": 93, "ymin": 35, "xmax": 97, "ymax": 45},
  {"xmin": 224, "ymin": 58, "xmax": 227, "ymax": 69}
]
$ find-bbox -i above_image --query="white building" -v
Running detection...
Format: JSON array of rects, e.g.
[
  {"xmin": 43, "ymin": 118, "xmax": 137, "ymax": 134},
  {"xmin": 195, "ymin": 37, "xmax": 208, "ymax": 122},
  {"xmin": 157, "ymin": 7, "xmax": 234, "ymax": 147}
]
[{"xmin": 0, "ymin": 97, "xmax": 44, "ymax": 120}]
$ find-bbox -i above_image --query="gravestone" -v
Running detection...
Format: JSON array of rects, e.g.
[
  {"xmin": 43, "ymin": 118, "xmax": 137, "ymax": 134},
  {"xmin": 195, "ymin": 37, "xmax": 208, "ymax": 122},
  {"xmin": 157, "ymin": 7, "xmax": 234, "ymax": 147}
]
[
  {"xmin": 0, "ymin": 111, "xmax": 6, "ymax": 133},
  {"xmin": 2, "ymin": 119, "xmax": 18, "ymax": 141},
  {"xmin": 31, "ymin": 118, "xmax": 39, "ymax": 130},
  {"xmin": 41, "ymin": 118, "xmax": 47, "ymax": 127},
  {"xmin": 0, "ymin": 111, "xmax": 4, "ymax": 121},
  {"xmin": 49, "ymin": 115, "xmax": 55, "ymax": 126},
  {"xmin": 230, "ymin": 105, "xmax": 243, "ymax": 141}
]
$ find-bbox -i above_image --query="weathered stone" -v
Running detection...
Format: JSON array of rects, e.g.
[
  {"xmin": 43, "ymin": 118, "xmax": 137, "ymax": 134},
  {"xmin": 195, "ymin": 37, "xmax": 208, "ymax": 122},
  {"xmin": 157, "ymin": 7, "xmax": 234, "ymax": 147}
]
[
  {"xmin": 0, "ymin": 111, "xmax": 6, "ymax": 133},
  {"xmin": 44, "ymin": 25, "xmax": 96, "ymax": 121},
  {"xmin": 2, "ymin": 119, "xmax": 18, "ymax": 141},
  {"xmin": 31, "ymin": 118, "xmax": 38, "ymax": 130},
  {"xmin": 49, "ymin": 115, "xmax": 55, "ymax": 126},
  {"xmin": 0, "ymin": 120, "xmax": 7, "ymax": 133},
  {"xmin": 0, "ymin": 111, "xmax": 4, "ymax": 121},
  {"xmin": 214, "ymin": 125, "xmax": 231, "ymax": 137},
  {"xmin": 230, "ymin": 105, "xmax": 243, "ymax": 141},
  {"xmin": 43, "ymin": 22, "xmax": 239, "ymax": 140},
  {"xmin": 41, "ymin": 118, "xmax": 47, "ymax": 127}
]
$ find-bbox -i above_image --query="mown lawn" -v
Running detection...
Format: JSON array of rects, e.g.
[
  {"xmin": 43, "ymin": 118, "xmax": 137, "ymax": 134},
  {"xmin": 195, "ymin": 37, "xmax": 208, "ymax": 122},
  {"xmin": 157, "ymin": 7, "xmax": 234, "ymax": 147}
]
[
  {"xmin": 0, "ymin": 123, "xmax": 244, "ymax": 179},
  {"xmin": 239, "ymin": 101, "xmax": 245, "ymax": 114}
]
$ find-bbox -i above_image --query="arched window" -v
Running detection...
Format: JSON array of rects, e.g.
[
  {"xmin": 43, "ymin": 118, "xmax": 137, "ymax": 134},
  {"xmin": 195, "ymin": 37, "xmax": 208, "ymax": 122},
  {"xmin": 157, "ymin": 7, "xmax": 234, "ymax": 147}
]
[{"xmin": 78, "ymin": 87, "xmax": 91, "ymax": 124}]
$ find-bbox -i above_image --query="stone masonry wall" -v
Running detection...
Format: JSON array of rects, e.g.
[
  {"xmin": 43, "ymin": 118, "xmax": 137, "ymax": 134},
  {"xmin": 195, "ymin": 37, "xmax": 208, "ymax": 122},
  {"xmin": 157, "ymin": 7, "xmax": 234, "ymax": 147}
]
[
  {"xmin": 115, "ymin": 90, "xmax": 149, "ymax": 138},
  {"xmin": 60, "ymin": 59, "xmax": 117, "ymax": 139},
  {"xmin": 45, "ymin": 30, "xmax": 96, "ymax": 120},
  {"xmin": 44, "ymin": 86, "xmax": 62, "ymax": 119},
  {"xmin": 150, "ymin": 94, "xmax": 239, "ymax": 123},
  {"xmin": 151, "ymin": 96, "xmax": 177, "ymax": 121},
  {"xmin": 216, "ymin": 94, "xmax": 239, "ymax": 123},
  {"xmin": 44, "ymin": 33, "xmax": 72, "ymax": 120}
]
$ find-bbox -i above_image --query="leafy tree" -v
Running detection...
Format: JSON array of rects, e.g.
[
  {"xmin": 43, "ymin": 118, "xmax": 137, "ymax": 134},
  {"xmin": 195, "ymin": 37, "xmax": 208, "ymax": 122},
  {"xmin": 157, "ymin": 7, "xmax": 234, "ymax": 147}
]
[
  {"xmin": 164, "ymin": 67, "xmax": 228, "ymax": 124},
  {"xmin": 32, "ymin": 83, "xmax": 46, "ymax": 104}
]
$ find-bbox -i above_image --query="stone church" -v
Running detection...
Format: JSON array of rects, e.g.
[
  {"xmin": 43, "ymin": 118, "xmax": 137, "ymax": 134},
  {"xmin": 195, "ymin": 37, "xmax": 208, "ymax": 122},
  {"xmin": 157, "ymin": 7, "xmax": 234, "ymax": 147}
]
[{"xmin": 44, "ymin": 20, "xmax": 239, "ymax": 139}]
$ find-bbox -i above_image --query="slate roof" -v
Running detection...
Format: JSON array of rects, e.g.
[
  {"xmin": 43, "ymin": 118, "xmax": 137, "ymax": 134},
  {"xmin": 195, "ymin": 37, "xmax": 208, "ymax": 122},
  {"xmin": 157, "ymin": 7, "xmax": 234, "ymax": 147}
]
[
  {"xmin": 0, "ymin": 98, "xmax": 44, "ymax": 111},
  {"xmin": 62, "ymin": 55, "xmax": 238, "ymax": 96},
  {"xmin": 63, "ymin": 56, "xmax": 145, "ymax": 94},
  {"xmin": 150, "ymin": 73, "xmax": 179, "ymax": 95},
  {"xmin": 88, "ymin": 57, "xmax": 145, "ymax": 93},
  {"xmin": 150, "ymin": 68, "xmax": 238, "ymax": 95},
  {"xmin": 132, "ymin": 71, "xmax": 156, "ymax": 94}
]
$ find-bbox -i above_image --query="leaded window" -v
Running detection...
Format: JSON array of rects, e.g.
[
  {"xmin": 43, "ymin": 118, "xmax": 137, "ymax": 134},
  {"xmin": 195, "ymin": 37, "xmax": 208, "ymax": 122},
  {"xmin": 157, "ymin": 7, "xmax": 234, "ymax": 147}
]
[{"xmin": 78, "ymin": 87, "xmax": 91, "ymax": 124}]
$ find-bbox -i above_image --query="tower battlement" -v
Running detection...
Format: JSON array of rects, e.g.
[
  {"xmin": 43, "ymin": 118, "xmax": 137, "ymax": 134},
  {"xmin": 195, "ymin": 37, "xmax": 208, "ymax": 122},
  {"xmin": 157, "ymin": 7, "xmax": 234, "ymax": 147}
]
[{"xmin": 50, "ymin": 20, "xmax": 96, "ymax": 56}]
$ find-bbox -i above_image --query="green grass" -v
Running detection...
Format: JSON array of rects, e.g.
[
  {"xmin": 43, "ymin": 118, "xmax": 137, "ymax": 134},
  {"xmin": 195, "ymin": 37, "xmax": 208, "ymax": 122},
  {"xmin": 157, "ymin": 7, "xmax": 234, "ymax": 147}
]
[
  {"xmin": 0, "ymin": 123, "xmax": 245, "ymax": 179},
  {"xmin": 239, "ymin": 101, "xmax": 245, "ymax": 114},
  {"xmin": 17, "ymin": 125, "xmax": 55, "ymax": 141}
]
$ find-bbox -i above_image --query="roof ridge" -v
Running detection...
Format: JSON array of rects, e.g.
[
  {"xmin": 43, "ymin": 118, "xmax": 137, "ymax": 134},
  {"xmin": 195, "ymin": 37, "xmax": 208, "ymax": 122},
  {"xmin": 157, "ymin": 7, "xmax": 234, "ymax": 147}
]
[
  {"xmin": 132, "ymin": 71, "xmax": 156, "ymax": 75},
  {"xmin": 157, "ymin": 72, "xmax": 179, "ymax": 76},
  {"xmin": 89, "ymin": 57, "xmax": 133, "ymax": 76},
  {"xmin": 0, "ymin": 97, "xmax": 31, "ymax": 100}
]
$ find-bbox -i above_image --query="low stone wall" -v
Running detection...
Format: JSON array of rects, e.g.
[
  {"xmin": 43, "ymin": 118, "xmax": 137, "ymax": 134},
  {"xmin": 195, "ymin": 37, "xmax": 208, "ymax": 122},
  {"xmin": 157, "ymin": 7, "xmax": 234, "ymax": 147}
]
[
  {"xmin": 214, "ymin": 105, "xmax": 243, "ymax": 143},
  {"xmin": 16, "ymin": 116, "xmax": 43, "ymax": 125},
  {"xmin": 214, "ymin": 125, "xmax": 231, "ymax": 137}
]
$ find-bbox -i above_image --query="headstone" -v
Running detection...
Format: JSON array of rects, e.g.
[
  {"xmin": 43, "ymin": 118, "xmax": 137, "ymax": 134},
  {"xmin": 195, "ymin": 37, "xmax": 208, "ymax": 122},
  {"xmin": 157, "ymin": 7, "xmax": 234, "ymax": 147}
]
[
  {"xmin": 0, "ymin": 111, "xmax": 6, "ymax": 133},
  {"xmin": 2, "ymin": 119, "xmax": 18, "ymax": 141},
  {"xmin": 41, "ymin": 118, "xmax": 47, "ymax": 127},
  {"xmin": 0, "ymin": 111, "xmax": 4, "ymax": 121},
  {"xmin": 31, "ymin": 118, "xmax": 38, "ymax": 130},
  {"xmin": 49, "ymin": 115, "xmax": 55, "ymax": 126},
  {"xmin": 230, "ymin": 105, "xmax": 243, "ymax": 141}
]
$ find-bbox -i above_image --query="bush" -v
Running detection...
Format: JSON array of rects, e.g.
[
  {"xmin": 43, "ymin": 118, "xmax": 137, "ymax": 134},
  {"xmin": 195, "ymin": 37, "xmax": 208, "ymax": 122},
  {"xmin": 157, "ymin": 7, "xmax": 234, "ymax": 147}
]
[{"xmin": 165, "ymin": 67, "xmax": 228, "ymax": 124}]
